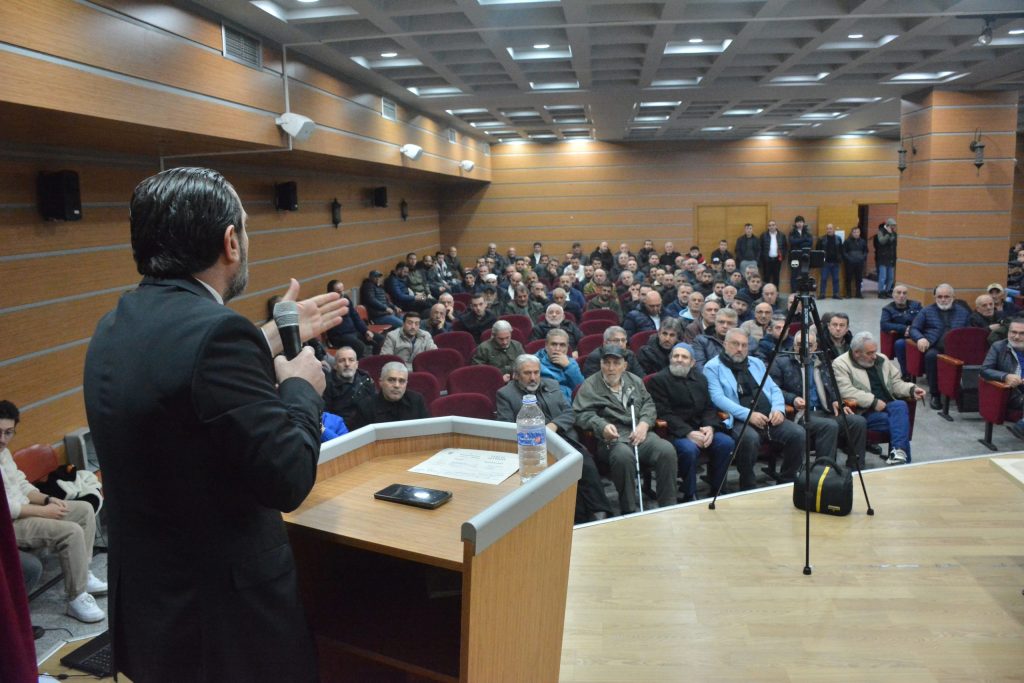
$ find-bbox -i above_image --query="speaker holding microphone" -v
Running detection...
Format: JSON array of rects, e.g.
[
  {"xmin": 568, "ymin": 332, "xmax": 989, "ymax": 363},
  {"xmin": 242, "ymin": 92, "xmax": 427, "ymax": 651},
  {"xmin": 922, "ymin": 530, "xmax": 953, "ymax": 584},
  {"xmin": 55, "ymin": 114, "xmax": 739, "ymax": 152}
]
[{"xmin": 273, "ymin": 300, "xmax": 303, "ymax": 359}]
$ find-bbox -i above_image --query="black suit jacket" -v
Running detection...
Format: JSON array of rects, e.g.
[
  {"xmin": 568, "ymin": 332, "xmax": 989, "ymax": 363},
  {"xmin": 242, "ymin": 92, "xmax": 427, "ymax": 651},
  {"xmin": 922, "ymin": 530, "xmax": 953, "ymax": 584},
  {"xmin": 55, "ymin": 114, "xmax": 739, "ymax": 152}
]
[{"xmin": 84, "ymin": 277, "xmax": 321, "ymax": 682}]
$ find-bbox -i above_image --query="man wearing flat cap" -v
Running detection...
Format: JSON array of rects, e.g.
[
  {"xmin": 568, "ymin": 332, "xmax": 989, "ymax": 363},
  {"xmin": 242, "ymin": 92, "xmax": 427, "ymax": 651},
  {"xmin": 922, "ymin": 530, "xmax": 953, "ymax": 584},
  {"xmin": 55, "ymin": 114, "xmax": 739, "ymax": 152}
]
[{"xmin": 574, "ymin": 345, "xmax": 678, "ymax": 513}]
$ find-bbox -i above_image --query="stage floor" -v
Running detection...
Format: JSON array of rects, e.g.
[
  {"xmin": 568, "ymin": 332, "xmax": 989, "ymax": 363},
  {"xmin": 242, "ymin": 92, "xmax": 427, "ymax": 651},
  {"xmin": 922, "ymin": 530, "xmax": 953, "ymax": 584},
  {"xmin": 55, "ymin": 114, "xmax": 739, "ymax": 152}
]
[{"xmin": 560, "ymin": 455, "xmax": 1024, "ymax": 682}]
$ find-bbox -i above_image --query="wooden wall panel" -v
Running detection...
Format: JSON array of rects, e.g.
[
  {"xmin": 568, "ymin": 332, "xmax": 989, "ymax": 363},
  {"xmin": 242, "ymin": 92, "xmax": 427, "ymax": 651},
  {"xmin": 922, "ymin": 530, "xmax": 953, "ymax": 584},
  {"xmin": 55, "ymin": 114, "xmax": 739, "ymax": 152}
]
[
  {"xmin": 441, "ymin": 137, "xmax": 900, "ymax": 256},
  {"xmin": 0, "ymin": 147, "xmax": 444, "ymax": 452}
]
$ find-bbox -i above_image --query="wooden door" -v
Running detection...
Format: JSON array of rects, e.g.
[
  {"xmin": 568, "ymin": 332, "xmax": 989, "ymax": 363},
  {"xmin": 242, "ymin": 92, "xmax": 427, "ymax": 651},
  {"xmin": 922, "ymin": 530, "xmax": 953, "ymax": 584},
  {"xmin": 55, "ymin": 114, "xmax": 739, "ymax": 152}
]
[{"xmin": 695, "ymin": 204, "xmax": 769, "ymax": 258}]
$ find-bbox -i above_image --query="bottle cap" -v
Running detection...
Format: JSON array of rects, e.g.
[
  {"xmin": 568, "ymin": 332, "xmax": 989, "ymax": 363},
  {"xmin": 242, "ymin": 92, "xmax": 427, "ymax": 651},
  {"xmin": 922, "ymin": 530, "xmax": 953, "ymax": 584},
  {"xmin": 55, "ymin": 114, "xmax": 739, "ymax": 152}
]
[{"xmin": 522, "ymin": 394, "xmax": 537, "ymax": 404}]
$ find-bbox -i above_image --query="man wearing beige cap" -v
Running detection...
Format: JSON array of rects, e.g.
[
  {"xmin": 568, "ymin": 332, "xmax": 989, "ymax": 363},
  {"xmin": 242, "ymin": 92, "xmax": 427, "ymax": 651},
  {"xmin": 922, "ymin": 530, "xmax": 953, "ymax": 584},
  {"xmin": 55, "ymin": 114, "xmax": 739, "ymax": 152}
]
[{"xmin": 988, "ymin": 282, "xmax": 1019, "ymax": 318}]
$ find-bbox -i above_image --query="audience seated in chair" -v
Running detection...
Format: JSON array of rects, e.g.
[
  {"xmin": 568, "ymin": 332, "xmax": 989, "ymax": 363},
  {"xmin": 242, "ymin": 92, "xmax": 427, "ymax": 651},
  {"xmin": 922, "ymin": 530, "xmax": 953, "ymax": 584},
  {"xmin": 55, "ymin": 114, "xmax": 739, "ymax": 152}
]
[
  {"xmin": 981, "ymin": 318, "xmax": 1024, "ymax": 441},
  {"xmin": 573, "ymin": 345, "xmax": 678, "ymax": 514},
  {"xmin": 910, "ymin": 283, "xmax": 971, "ymax": 409},
  {"xmin": 471, "ymin": 320, "xmax": 524, "ymax": 382},
  {"xmin": 536, "ymin": 329, "xmax": 584, "ymax": 403},
  {"xmin": 458, "ymin": 293, "xmax": 498, "ymax": 344},
  {"xmin": 381, "ymin": 310, "xmax": 437, "ymax": 370},
  {"xmin": 495, "ymin": 354, "xmax": 614, "ymax": 523},
  {"xmin": 424, "ymin": 303, "xmax": 453, "ymax": 338},
  {"xmin": 1, "ymin": 400, "xmax": 106, "ymax": 623},
  {"xmin": 692, "ymin": 308, "xmax": 738, "ymax": 371},
  {"xmin": 325, "ymin": 279, "xmax": 376, "ymax": 357},
  {"xmin": 323, "ymin": 346, "xmax": 376, "ymax": 429},
  {"xmin": 531, "ymin": 304, "xmax": 584, "ymax": 348},
  {"xmin": 768, "ymin": 330, "xmax": 867, "ymax": 469},
  {"xmin": 879, "ymin": 285, "xmax": 922, "ymax": 377},
  {"xmin": 359, "ymin": 269, "xmax": 403, "ymax": 328},
  {"xmin": 833, "ymin": 332, "xmax": 925, "ymax": 464},
  {"xmin": 637, "ymin": 317, "xmax": 685, "ymax": 375},
  {"xmin": 582, "ymin": 326, "xmax": 644, "ymax": 378},
  {"xmin": 349, "ymin": 362, "xmax": 429, "ymax": 429},
  {"xmin": 647, "ymin": 343, "xmax": 735, "ymax": 502},
  {"xmin": 703, "ymin": 329, "xmax": 806, "ymax": 488},
  {"xmin": 623, "ymin": 290, "xmax": 664, "ymax": 338}
]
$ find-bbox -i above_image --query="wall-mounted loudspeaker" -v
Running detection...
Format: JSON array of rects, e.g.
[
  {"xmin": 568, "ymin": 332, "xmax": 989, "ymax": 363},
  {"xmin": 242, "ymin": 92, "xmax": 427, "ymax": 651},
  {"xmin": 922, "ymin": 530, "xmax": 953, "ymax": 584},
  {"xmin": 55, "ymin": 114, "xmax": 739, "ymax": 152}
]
[
  {"xmin": 372, "ymin": 186, "xmax": 388, "ymax": 208},
  {"xmin": 38, "ymin": 170, "xmax": 82, "ymax": 221},
  {"xmin": 274, "ymin": 181, "xmax": 298, "ymax": 211}
]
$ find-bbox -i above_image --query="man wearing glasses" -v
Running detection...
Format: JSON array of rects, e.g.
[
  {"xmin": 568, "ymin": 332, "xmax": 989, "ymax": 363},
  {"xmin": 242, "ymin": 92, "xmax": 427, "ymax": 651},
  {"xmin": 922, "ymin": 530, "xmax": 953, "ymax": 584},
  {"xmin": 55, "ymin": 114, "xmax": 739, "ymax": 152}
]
[{"xmin": 910, "ymin": 284, "xmax": 971, "ymax": 409}]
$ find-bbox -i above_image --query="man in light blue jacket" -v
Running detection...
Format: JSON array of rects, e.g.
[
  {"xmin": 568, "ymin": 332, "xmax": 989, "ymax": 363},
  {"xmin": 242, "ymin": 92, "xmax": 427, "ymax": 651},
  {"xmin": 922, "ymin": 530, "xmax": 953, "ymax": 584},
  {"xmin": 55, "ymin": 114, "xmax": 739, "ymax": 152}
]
[
  {"xmin": 536, "ymin": 328, "xmax": 585, "ymax": 402},
  {"xmin": 703, "ymin": 328, "xmax": 805, "ymax": 489}
]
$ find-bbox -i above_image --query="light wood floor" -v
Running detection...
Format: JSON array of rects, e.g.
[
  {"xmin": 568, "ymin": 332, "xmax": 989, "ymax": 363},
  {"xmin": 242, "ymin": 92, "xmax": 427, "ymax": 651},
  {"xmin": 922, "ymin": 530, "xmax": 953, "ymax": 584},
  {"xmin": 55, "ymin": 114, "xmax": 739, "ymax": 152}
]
[{"xmin": 560, "ymin": 455, "xmax": 1024, "ymax": 682}]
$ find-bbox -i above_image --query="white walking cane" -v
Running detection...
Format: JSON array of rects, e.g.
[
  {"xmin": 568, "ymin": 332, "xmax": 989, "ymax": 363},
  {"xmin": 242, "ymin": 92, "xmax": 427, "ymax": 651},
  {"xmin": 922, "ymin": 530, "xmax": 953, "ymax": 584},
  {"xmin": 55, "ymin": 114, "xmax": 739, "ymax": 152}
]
[{"xmin": 628, "ymin": 396, "xmax": 644, "ymax": 513}]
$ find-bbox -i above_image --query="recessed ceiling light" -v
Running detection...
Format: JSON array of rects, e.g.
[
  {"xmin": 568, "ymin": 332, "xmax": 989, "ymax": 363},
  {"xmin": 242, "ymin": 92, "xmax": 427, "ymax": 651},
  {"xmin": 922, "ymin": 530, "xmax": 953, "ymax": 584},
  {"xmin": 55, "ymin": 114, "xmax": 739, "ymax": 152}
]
[
  {"xmin": 701, "ymin": 126, "xmax": 734, "ymax": 132},
  {"xmin": 634, "ymin": 115, "xmax": 670, "ymax": 122},
  {"xmin": 529, "ymin": 80, "xmax": 580, "ymax": 91},
  {"xmin": 688, "ymin": 38, "xmax": 703, "ymax": 44},
  {"xmin": 887, "ymin": 71, "xmax": 960, "ymax": 82},
  {"xmin": 533, "ymin": 43, "xmax": 550, "ymax": 49},
  {"xmin": 847, "ymin": 33, "xmax": 863, "ymax": 39},
  {"xmin": 665, "ymin": 39, "xmax": 731, "ymax": 55},
  {"xmin": 446, "ymin": 108, "xmax": 489, "ymax": 115},
  {"xmin": 297, "ymin": 0, "xmax": 319, "ymax": 3},
  {"xmin": 1010, "ymin": 29, "xmax": 1024, "ymax": 35},
  {"xmin": 650, "ymin": 77, "xmax": 703, "ymax": 87},
  {"xmin": 771, "ymin": 73, "xmax": 829, "ymax": 83},
  {"xmin": 639, "ymin": 101, "xmax": 682, "ymax": 108},
  {"xmin": 836, "ymin": 97, "xmax": 882, "ymax": 103},
  {"xmin": 380, "ymin": 52, "xmax": 398, "ymax": 58},
  {"xmin": 723, "ymin": 108, "xmax": 764, "ymax": 116}
]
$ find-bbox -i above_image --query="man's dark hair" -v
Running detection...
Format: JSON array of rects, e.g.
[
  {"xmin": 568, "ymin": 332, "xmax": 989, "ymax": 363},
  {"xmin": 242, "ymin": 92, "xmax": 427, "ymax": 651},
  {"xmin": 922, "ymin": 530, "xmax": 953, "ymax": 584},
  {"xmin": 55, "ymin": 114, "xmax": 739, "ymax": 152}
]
[
  {"xmin": 403, "ymin": 310, "xmax": 421, "ymax": 321},
  {"xmin": 0, "ymin": 400, "xmax": 20, "ymax": 424},
  {"xmin": 326, "ymin": 279, "xmax": 341, "ymax": 294},
  {"xmin": 130, "ymin": 167, "xmax": 243, "ymax": 278}
]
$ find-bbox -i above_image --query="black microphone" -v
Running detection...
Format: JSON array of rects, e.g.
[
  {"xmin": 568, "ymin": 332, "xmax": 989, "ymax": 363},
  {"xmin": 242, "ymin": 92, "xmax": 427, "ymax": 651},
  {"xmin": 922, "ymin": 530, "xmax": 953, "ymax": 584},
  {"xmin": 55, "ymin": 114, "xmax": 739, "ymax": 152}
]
[{"xmin": 273, "ymin": 300, "xmax": 302, "ymax": 359}]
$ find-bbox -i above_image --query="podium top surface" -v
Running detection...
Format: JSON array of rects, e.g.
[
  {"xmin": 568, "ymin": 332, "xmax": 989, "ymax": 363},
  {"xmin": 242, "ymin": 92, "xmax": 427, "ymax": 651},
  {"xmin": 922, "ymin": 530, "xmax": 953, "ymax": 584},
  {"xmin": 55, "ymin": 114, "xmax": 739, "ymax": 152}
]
[{"xmin": 286, "ymin": 443, "xmax": 519, "ymax": 570}]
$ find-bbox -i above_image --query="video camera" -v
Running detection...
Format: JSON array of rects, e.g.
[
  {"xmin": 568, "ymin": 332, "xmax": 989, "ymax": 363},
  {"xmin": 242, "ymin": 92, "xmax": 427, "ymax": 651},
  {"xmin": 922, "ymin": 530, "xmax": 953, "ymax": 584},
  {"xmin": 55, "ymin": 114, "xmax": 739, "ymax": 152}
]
[{"xmin": 789, "ymin": 249, "xmax": 825, "ymax": 293}]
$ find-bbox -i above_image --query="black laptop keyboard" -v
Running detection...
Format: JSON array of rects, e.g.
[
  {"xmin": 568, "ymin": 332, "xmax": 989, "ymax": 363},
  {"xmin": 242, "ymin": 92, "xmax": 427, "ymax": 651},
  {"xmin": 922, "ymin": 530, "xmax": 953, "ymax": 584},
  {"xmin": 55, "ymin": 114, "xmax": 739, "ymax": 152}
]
[{"xmin": 60, "ymin": 630, "xmax": 114, "ymax": 677}]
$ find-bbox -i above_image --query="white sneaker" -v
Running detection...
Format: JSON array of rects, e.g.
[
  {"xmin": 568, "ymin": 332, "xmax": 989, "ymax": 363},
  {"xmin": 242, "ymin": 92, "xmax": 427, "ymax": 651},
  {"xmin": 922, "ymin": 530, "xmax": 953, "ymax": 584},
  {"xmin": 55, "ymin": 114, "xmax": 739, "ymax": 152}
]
[
  {"xmin": 86, "ymin": 571, "xmax": 108, "ymax": 595},
  {"xmin": 67, "ymin": 592, "xmax": 105, "ymax": 623},
  {"xmin": 886, "ymin": 448, "xmax": 908, "ymax": 465}
]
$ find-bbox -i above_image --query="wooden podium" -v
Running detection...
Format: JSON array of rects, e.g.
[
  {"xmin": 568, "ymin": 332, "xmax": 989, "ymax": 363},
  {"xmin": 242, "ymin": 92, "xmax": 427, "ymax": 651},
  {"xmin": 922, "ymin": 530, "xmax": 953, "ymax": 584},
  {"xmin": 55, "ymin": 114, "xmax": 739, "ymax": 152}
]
[{"xmin": 284, "ymin": 417, "xmax": 582, "ymax": 682}]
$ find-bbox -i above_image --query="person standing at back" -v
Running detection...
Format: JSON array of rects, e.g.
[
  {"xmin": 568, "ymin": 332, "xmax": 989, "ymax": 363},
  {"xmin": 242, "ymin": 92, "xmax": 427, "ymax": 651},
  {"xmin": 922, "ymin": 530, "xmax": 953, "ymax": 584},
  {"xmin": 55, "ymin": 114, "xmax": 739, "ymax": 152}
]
[{"xmin": 83, "ymin": 167, "xmax": 345, "ymax": 682}]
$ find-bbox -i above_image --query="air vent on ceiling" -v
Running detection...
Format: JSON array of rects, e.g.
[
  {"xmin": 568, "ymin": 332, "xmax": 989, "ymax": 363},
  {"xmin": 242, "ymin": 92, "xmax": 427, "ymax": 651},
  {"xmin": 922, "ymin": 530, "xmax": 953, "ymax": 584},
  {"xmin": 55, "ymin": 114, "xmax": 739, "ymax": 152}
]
[
  {"xmin": 222, "ymin": 25, "xmax": 261, "ymax": 69},
  {"xmin": 382, "ymin": 98, "xmax": 398, "ymax": 121}
]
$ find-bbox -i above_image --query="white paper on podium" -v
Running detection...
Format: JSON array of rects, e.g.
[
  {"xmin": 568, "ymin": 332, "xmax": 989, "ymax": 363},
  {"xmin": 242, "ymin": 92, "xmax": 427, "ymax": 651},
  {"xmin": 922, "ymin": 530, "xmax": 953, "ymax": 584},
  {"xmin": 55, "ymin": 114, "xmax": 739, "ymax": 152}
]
[{"xmin": 409, "ymin": 447, "xmax": 520, "ymax": 485}]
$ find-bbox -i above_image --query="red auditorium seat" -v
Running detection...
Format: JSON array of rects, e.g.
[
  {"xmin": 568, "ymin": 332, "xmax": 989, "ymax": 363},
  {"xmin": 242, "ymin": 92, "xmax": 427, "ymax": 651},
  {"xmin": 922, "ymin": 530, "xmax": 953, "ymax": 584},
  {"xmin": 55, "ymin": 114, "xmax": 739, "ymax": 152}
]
[
  {"xmin": 430, "ymin": 392, "xmax": 496, "ymax": 420},
  {"xmin": 359, "ymin": 354, "xmax": 402, "ymax": 386},
  {"xmin": 582, "ymin": 309, "xmax": 620, "ymax": 324},
  {"xmin": 433, "ymin": 331, "xmax": 476, "ymax": 364},
  {"xmin": 447, "ymin": 365, "xmax": 505, "ymax": 399},
  {"xmin": 406, "ymin": 371, "xmax": 441, "ymax": 409},
  {"xmin": 936, "ymin": 327, "xmax": 988, "ymax": 421},
  {"xmin": 412, "ymin": 348, "xmax": 464, "ymax": 387}
]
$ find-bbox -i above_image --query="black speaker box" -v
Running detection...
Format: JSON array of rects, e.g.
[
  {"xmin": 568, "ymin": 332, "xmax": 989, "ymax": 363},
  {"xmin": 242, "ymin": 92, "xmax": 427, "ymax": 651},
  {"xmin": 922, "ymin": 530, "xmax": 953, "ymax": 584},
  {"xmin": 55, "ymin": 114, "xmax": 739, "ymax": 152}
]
[
  {"xmin": 38, "ymin": 170, "xmax": 82, "ymax": 221},
  {"xmin": 372, "ymin": 186, "xmax": 388, "ymax": 208},
  {"xmin": 274, "ymin": 181, "xmax": 298, "ymax": 211}
]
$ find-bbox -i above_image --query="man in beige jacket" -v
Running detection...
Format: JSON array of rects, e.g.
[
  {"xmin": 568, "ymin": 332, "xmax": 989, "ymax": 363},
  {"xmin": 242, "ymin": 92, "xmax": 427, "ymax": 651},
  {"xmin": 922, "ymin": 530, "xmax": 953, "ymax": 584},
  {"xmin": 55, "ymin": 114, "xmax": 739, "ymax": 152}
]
[{"xmin": 833, "ymin": 331, "xmax": 925, "ymax": 465}]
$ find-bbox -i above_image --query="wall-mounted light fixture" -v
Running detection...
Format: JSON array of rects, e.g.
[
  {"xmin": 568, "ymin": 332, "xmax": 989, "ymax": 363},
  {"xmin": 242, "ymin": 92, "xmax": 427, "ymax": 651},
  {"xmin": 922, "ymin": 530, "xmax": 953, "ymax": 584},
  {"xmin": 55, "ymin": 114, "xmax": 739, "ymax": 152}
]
[
  {"xmin": 459, "ymin": 159, "xmax": 475, "ymax": 172},
  {"xmin": 400, "ymin": 199, "xmax": 409, "ymax": 221},
  {"xmin": 400, "ymin": 144, "xmax": 423, "ymax": 160},
  {"xmin": 330, "ymin": 198, "xmax": 341, "ymax": 228},
  {"xmin": 275, "ymin": 112, "xmax": 315, "ymax": 141},
  {"xmin": 897, "ymin": 140, "xmax": 908, "ymax": 173},
  {"xmin": 969, "ymin": 129, "xmax": 985, "ymax": 169}
]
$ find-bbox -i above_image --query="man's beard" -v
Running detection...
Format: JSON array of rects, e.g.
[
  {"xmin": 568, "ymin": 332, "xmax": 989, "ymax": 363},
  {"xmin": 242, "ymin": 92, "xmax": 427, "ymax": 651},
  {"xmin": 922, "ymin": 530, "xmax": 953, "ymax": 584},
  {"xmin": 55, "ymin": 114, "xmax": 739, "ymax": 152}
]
[
  {"xmin": 1010, "ymin": 340, "xmax": 1024, "ymax": 352},
  {"xmin": 519, "ymin": 379, "xmax": 541, "ymax": 392},
  {"xmin": 728, "ymin": 352, "xmax": 746, "ymax": 364},
  {"xmin": 338, "ymin": 367, "xmax": 356, "ymax": 380},
  {"xmin": 936, "ymin": 301, "xmax": 953, "ymax": 311},
  {"xmin": 223, "ymin": 248, "xmax": 249, "ymax": 303},
  {"xmin": 669, "ymin": 363, "xmax": 692, "ymax": 377}
]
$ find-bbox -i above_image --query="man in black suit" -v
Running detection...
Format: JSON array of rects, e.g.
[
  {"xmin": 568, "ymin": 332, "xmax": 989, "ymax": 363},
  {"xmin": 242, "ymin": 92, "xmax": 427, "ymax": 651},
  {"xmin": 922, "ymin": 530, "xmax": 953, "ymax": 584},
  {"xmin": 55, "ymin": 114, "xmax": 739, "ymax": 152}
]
[{"xmin": 83, "ymin": 167, "xmax": 346, "ymax": 682}]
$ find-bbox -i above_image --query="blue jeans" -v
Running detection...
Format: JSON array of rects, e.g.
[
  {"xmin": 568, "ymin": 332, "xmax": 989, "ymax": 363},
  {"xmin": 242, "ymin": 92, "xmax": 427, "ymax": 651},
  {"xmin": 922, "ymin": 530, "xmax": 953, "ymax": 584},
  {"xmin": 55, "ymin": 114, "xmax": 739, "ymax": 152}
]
[
  {"xmin": 865, "ymin": 399, "xmax": 911, "ymax": 461},
  {"xmin": 877, "ymin": 265, "xmax": 895, "ymax": 294},
  {"xmin": 819, "ymin": 263, "xmax": 840, "ymax": 297},
  {"xmin": 371, "ymin": 314, "xmax": 403, "ymax": 328},
  {"xmin": 672, "ymin": 432, "xmax": 734, "ymax": 500},
  {"xmin": 893, "ymin": 338, "xmax": 907, "ymax": 375}
]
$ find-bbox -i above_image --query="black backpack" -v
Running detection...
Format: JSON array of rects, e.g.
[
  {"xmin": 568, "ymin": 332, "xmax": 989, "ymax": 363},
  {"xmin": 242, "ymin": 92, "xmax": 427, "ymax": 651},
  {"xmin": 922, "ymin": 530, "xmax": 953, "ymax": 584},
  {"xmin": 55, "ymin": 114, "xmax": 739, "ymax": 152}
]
[{"xmin": 793, "ymin": 456, "xmax": 853, "ymax": 516}]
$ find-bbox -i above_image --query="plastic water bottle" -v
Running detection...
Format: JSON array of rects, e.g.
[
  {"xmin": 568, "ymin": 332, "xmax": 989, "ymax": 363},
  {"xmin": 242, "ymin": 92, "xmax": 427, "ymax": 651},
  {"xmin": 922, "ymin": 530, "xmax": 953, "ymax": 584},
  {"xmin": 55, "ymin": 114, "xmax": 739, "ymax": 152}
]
[{"xmin": 516, "ymin": 394, "xmax": 547, "ymax": 484}]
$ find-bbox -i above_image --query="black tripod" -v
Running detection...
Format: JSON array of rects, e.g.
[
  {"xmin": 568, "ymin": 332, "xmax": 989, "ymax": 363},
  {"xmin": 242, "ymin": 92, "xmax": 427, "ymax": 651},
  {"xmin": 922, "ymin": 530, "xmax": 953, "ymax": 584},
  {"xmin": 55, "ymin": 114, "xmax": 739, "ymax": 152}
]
[{"xmin": 709, "ymin": 258, "xmax": 874, "ymax": 575}]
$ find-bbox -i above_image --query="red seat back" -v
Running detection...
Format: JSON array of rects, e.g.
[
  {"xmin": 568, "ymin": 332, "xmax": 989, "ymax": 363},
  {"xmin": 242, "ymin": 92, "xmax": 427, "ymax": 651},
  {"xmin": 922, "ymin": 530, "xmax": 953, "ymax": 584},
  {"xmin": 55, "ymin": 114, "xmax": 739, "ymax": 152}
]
[
  {"xmin": 412, "ymin": 348, "xmax": 465, "ymax": 387},
  {"xmin": 406, "ymin": 371, "xmax": 441, "ymax": 408},
  {"xmin": 453, "ymin": 292, "xmax": 472, "ymax": 306},
  {"xmin": 499, "ymin": 314, "xmax": 533, "ymax": 338},
  {"xmin": 429, "ymin": 392, "xmax": 496, "ymax": 420},
  {"xmin": 904, "ymin": 343, "xmax": 924, "ymax": 377},
  {"xmin": 525, "ymin": 339, "xmax": 547, "ymax": 354},
  {"xmin": 447, "ymin": 365, "xmax": 506, "ymax": 399},
  {"xmin": 582, "ymin": 308, "xmax": 620, "ymax": 324},
  {"xmin": 629, "ymin": 330, "xmax": 656, "ymax": 354},
  {"xmin": 13, "ymin": 444, "xmax": 59, "ymax": 483},
  {"xmin": 580, "ymin": 319, "xmax": 613, "ymax": 336},
  {"xmin": 576, "ymin": 334, "xmax": 605, "ymax": 359},
  {"xmin": 879, "ymin": 330, "xmax": 898, "ymax": 358},
  {"xmin": 942, "ymin": 327, "xmax": 988, "ymax": 364},
  {"xmin": 433, "ymin": 331, "xmax": 476, "ymax": 364}
]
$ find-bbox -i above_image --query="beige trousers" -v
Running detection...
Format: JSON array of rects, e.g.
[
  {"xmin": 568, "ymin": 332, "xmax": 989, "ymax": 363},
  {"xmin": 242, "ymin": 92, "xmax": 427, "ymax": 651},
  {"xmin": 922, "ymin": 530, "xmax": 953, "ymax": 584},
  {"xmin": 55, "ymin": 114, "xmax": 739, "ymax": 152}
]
[{"xmin": 14, "ymin": 500, "xmax": 96, "ymax": 598}]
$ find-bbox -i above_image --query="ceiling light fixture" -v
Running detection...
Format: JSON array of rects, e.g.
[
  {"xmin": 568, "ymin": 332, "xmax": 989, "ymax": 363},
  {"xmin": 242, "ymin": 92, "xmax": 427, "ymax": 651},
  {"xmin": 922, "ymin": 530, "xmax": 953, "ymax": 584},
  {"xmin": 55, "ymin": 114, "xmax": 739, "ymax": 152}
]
[
  {"xmin": 533, "ymin": 43, "xmax": 550, "ymax": 49},
  {"xmin": 1010, "ymin": 29, "xmax": 1024, "ymax": 35},
  {"xmin": 380, "ymin": 51, "xmax": 398, "ymax": 58},
  {"xmin": 847, "ymin": 33, "xmax": 863, "ymax": 39},
  {"xmin": 979, "ymin": 19, "xmax": 994, "ymax": 45},
  {"xmin": 688, "ymin": 38, "xmax": 703, "ymax": 44}
]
